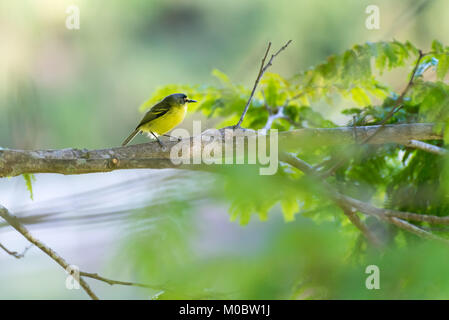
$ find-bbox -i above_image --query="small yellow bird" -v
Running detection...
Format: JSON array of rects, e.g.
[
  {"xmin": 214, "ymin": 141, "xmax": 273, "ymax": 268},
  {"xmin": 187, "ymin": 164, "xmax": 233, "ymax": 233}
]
[{"xmin": 122, "ymin": 93, "xmax": 196, "ymax": 147}]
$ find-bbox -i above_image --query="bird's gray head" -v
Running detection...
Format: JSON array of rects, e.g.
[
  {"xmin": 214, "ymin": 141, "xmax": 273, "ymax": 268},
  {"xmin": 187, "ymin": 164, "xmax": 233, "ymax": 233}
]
[{"xmin": 164, "ymin": 93, "xmax": 197, "ymax": 106}]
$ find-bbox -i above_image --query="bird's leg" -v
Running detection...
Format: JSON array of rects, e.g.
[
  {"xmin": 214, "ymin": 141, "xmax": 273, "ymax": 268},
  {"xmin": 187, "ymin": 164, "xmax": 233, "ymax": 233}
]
[
  {"xmin": 161, "ymin": 134, "xmax": 182, "ymax": 142},
  {"xmin": 150, "ymin": 132, "xmax": 165, "ymax": 149}
]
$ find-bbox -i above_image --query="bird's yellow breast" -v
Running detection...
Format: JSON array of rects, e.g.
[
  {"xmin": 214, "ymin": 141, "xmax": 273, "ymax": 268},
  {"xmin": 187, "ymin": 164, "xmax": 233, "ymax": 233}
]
[{"xmin": 139, "ymin": 104, "xmax": 187, "ymax": 135}]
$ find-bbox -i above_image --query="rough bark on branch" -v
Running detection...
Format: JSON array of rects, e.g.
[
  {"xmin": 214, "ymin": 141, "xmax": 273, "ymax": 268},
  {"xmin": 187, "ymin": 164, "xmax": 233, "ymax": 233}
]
[{"xmin": 0, "ymin": 123, "xmax": 441, "ymax": 177}]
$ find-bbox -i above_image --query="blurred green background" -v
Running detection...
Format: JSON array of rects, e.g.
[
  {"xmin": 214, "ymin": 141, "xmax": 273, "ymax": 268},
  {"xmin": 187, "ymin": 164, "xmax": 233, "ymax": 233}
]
[
  {"xmin": 1, "ymin": 0, "xmax": 449, "ymax": 299},
  {"xmin": 2, "ymin": 0, "xmax": 448, "ymax": 149}
]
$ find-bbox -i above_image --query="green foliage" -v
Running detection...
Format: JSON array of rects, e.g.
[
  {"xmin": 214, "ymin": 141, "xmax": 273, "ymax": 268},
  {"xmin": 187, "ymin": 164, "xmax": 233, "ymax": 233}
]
[
  {"xmin": 412, "ymin": 80, "xmax": 449, "ymax": 141},
  {"xmin": 125, "ymin": 213, "xmax": 449, "ymax": 299},
  {"xmin": 121, "ymin": 39, "xmax": 449, "ymax": 300},
  {"xmin": 432, "ymin": 40, "xmax": 449, "ymax": 81},
  {"xmin": 144, "ymin": 39, "xmax": 449, "ymax": 237},
  {"xmin": 220, "ymin": 165, "xmax": 318, "ymax": 225},
  {"xmin": 146, "ymin": 40, "xmax": 425, "ymax": 134}
]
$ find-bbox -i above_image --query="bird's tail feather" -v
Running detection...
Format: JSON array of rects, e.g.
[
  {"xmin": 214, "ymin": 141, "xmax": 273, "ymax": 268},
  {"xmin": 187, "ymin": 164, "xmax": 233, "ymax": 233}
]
[{"xmin": 122, "ymin": 129, "xmax": 140, "ymax": 146}]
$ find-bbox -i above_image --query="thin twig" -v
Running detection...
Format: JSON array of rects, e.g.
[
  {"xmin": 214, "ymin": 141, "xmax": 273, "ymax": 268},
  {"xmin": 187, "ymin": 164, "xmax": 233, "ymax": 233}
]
[
  {"xmin": 80, "ymin": 272, "xmax": 162, "ymax": 289},
  {"xmin": 0, "ymin": 204, "xmax": 99, "ymax": 299},
  {"xmin": 340, "ymin": 205, "xmax": 383, "ymax": 248},
  {"xmin": 0, "ymin": 242, "xmax": 31, "ymax": 259},
  {"xmin": 340, "ymin": 193, "xmax": 449, "ymax": 245},
  {"xmin": 235, "ymin": 40, "xmax": 292, "ymax": 128},
  {"xmin": 0, "ymin": 203, "xmax": 166, "ymax": 298},
  {"xmin": 405, "ymin": 139, "xmax": 447, "ymax": 155},
  {"xmin": 386, "ymin": 216, "xmax": 449, "ymax": 243},
  {"xmin": 382, "ymin": 209, "xmax": 449, "ymax": 224}
]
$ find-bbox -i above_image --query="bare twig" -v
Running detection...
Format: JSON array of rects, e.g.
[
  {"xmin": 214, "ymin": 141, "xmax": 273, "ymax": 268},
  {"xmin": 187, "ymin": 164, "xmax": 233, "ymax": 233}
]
[
  {"xmin": 0, "ymin": 204, "xmax": 99, "ymax": 299},
  {"xmin": 80, "ymin": 272, "xmax": 162, "ymax": 289},
  {"xmin": 0, "ymin": 204, "xmax": 161, "ymax": 298},
  {"xmin": 405, "ymin": 139, "xmax": 447, "ymax": 155},
  {"xmin": 339, "ymin": 205, "xmax": 383, "ymax": 248},
  {"xmin": 382, "ymin": 208, "xmax": 449, "ymax": 224},
  {"xmin": 386, "ymin": 216, "xmax": 449, "ymax": 243},
  {"xmin": 0, "ymin": 242, "xmax": 31, "ymax": 259},
  {"xmin": 339, "ymin": 194, "xmax": 449, "ymax": 245},
  {"xmin": 235, "ymin": 40, "xmax": 292, "ymax": 128}
]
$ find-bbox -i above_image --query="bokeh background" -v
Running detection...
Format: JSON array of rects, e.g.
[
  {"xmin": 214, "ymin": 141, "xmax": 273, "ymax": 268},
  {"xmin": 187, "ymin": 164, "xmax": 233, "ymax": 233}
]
[{"xmin": 1, "ymin": 0, "xmax": 449, "ymax": 299}]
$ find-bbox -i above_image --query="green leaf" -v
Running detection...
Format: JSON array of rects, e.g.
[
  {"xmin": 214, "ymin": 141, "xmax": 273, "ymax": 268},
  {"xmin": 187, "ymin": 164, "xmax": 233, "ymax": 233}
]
[
  {"xmin": 436, "ymin": 54, "xmax": 449, "ymax": 80},
  {"xmin": 212, "ymin": 69, "xmax": 232, "ymax": 86},
  {"xmin": 383, "ymin": 42, "xmax": 398, "ymax": 68},
  {"xmin": 415, "ymin": 81, "xmax": 449, "ymax": 124},
  {"xmin": 341, "ymin": 49, "xmax": 358, "ymax": 85},
  {"xmin": 22, "ymin": 173, "xmax": 36, "ymax": 200},
  {"xmin": 374, "ymin": 43, "xmax": 388, "ymax": 73},
  {"xmin": 351, "ymin": 87, "xmax": 371, "ymax": 106},
  {"xmin": 264, "ymin": 75, "xmax": 280, "ymax": 107},
  {"xmin": 432, "ymin": 40, "xmax": 445, "ymax": 54},
  {"xmin": 281, "ymin": 197, "xmax": 299, "ymax": 222},
  {"xmin": 404, "ymin": 41, "xmax": 419, "ymax": 56}
]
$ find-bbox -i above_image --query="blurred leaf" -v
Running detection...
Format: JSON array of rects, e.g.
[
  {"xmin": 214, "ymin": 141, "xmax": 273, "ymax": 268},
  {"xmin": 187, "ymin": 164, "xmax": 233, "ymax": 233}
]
[
  {"xmin": 351, "ymin": 87, "xmax": 371, "ymax": 106},
  {"xmin": 22, "ymin": 173, "xmax": 35, "ymax": 201},
  {"xmin": 281, "ymin": 197, "xmax": 299, "ymax": 221},
  {"xmin": 432, "ymin": 40, "xmax": 445, "ymax": 54},
  {"xmin": 436, "ymin": 54, "xmax": 449, "ymax": 80},
  {"xmin": 212, "ymin": 69, "xmax": 232, "ymax": 86}
]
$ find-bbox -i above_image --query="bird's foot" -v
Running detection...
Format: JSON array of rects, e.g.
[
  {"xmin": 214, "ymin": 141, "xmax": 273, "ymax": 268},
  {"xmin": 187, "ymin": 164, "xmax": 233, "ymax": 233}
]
[
  {"xmin": 156, "ymin": 140, "xmax": 167, "ymax": 151},
  {"xmin": 162, "ymin": 134, "xmax": 182, "ymax": 142}
]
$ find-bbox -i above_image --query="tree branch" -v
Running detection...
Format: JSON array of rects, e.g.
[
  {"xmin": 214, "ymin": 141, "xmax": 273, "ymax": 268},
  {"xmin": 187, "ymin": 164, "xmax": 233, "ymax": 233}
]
[
  {"xmin": 80, "ymin": 272, "xmax": 162, "ymax": 289},
  {"xmin": 370, "ymin": 205, "xmax": 449, "ymax": 225},
  {"xmin": 278, "ymin": 152, "xmax": 382, "ymax": 247},
  {"xmin": 0, "ymin": 204, "xmax": 99, "ymax": 299},
  {"xmin": 0, "ymin": 204, "xmax": 160, "ymax": 299},
  {"xmin": 405, "ymin": 139, "xmax": 447, "ymax": 155},
  {"xmin": 339, "ymin": 204, "xmax": 383, "ymax": 248},
  {"xmin": 279, "ymin": 152, "xmax": 449, "ymax": 245},
  {"xmin": 0, "ymin": 123, "xmax": 440, "ymax": 177},
  {"xmin": 0, "ymin": 242, "xmax": 31, "ymax": 259}
]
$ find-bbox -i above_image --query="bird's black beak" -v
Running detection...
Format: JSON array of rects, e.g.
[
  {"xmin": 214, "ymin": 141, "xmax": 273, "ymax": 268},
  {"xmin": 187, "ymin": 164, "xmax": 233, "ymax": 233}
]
[{"xmin": 186, "ymin": 99, "xmax": 197, "ymax": 103}]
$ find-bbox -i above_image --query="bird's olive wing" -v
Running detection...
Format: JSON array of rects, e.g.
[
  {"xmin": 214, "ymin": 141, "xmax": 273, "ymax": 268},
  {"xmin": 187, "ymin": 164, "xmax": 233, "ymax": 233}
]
[{"xmin": 136, "ymin": 101, "xmax": 170, "ymax": 128}]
